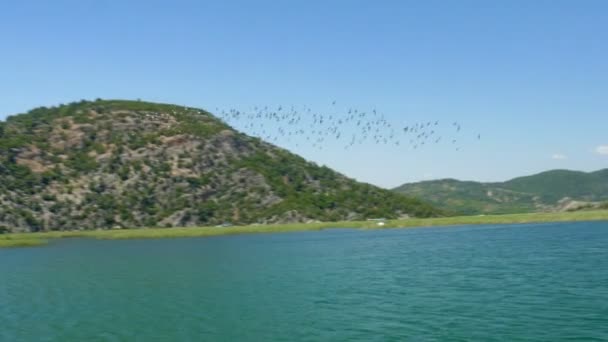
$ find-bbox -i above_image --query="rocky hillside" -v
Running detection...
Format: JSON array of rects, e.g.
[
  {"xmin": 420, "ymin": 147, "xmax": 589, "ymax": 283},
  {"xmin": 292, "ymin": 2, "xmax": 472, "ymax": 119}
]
[
  {"xmin": 393, "ymin": 169, "xmax": 608, "ymax": 215},
  {"xmin": 0, "ymin": 99, "xmax": 441, "ymax": 232}
]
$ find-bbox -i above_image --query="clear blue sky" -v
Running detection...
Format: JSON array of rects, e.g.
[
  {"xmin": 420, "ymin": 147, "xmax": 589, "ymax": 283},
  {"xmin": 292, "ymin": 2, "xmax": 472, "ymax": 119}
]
[{"xmin": 1, "ymin": 0, "xmax": 607, "ymax": 187}]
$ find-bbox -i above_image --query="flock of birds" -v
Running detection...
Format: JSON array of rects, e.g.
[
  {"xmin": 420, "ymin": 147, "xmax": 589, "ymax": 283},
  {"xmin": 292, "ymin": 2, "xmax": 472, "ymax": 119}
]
[{"xmin": 213, "ymin": 101, "xmax": 480, "ymax": 152}]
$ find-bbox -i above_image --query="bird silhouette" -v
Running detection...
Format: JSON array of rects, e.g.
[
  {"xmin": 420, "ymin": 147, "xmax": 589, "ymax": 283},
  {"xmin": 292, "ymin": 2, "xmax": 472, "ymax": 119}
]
[{"xmin": 213, "ymin": 102, "xmax": 478, "ymax": 154}]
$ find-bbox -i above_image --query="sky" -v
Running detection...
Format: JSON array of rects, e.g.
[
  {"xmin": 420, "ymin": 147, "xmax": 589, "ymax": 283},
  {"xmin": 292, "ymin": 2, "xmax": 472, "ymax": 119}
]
[{"xmin": 1, "ymin": 0, "xmax": 607, "ymax": 188}]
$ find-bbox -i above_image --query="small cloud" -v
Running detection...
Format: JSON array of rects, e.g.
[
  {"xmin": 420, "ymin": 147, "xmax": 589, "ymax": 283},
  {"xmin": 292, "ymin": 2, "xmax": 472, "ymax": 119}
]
[
  {"xmin": 551, "ymin": 153, "xmax": 567, "ymax": 160},
  {"xmin": 596, "ymin": 145, "xmax": 608, "ymax": 155}
]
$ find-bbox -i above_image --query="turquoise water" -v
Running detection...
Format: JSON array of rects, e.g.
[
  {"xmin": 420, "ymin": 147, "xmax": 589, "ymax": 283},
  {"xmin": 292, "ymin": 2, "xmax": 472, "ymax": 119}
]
[{"xmin": 1, "ymin": 221, "xmax": 608, "ymax": 341}]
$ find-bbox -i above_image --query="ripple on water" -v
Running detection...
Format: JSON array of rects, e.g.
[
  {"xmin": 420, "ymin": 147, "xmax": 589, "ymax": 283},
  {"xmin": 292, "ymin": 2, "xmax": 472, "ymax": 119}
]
[{"xmin": 1, "ymin": 222, "xmax": 608, "ymax": 341}]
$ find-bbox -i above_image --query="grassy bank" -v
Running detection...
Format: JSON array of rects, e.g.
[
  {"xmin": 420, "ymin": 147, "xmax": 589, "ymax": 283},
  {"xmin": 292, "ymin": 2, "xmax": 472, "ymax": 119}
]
[
  {"xmin": 0, "ymin": 238, "xmax": 48, "ymax": 248},
  {"xmin": 1, "ymin": 210, "xmax": 608, "ymax": 248}
]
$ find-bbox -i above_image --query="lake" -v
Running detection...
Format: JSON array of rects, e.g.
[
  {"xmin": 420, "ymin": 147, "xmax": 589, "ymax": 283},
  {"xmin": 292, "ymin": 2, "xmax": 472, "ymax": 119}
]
[{"xmin": 1, "ymin": 221, "xmax": 607, "ymax": 341}]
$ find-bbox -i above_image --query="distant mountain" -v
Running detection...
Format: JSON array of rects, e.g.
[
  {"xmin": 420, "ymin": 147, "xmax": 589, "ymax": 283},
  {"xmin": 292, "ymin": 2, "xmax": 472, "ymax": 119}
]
[
  {"xmin": 393, "ymin": 169, "xmax": 608, "ymax": 215},
  {"xmin": 0, "ymin": 99, "xmax": 441, "ymax": 233}
]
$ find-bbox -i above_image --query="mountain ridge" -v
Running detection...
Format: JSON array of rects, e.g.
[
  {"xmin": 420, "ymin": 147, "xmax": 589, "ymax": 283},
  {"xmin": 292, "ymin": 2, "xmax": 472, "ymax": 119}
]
[
  {"xmin": 393, "ymin": 168, "xmax": 608, "ymax": 215},
  {"xmin": 0, "ymin": 99, "xmax": 441, "ymax": 232}
]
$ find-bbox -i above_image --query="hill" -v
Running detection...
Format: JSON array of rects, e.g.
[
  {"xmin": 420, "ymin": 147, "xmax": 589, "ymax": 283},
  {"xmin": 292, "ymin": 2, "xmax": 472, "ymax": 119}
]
[
  {"xmin": 0, "ymin": 99, "xmax": 441, "ymax": 233},
  {"xmin": 393, "ymin": 169, "xmax": 608, "ymax": 215}
]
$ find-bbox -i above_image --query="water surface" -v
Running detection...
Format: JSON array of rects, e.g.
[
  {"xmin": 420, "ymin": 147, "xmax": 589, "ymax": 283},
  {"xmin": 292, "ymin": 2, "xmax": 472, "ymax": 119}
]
[{"xmin": 2, "ymin": 221, "xmax": 607, "ymax": 341}]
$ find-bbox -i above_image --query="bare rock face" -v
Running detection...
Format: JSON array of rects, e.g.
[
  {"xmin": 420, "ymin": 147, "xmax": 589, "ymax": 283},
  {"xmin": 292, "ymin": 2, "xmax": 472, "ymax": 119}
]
[
  {"xmin": 555, "ymin": 198, "xmax": 601, "ymax": 212},
  {"xmin": 0, "ymin": 100, "xmax": 440, "ymax": 232}
]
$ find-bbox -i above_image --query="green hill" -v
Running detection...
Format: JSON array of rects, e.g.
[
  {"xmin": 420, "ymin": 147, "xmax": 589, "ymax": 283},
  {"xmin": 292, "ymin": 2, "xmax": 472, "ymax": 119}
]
[
  {"xmin": 501, "ymin": 169, "xmax": 608, "ymax": 202},
  {"xmin": 0, "ymin": 99, "xmax": 441, "ymax": 233},
  {"xmin": 393, "ymin": 169, "xmax": 608, "ymax": 215}
]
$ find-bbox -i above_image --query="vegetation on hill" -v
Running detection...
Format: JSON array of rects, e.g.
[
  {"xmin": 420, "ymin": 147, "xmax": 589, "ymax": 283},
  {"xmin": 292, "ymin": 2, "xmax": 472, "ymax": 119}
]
[
  {"xmin": 393, "ymin": 169, "xmax": 608, "ymax": 215},
  {"xmin": 501, "ymin": 169, "xmax": 608, "ymax": 202},
  {"xmin": 0, "ymin": 99, "xmax": 441, "ymax": 232}
]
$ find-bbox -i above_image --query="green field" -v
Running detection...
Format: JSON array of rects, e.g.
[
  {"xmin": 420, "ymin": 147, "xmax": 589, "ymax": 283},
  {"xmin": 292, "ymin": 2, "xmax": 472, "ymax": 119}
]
[{"xmin": 1, "ymin": 210, "xmax": 607, "ymax": 248}]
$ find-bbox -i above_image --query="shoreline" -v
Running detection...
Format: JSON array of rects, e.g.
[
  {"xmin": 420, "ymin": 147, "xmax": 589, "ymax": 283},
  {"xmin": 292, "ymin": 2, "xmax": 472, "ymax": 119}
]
[{"xmin": 1, "ymin": 210, "xmax": 608, "ymax": 248}]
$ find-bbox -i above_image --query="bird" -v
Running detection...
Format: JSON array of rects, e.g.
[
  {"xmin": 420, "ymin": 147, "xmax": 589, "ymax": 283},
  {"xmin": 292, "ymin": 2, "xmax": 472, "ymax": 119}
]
[{"xmin": 212, "ymin": 101, "xmax": 477, "ymax": 154}]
